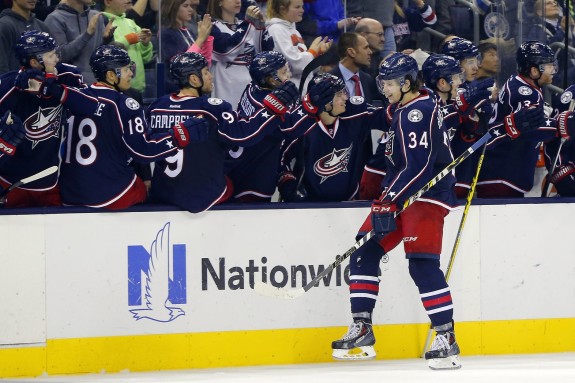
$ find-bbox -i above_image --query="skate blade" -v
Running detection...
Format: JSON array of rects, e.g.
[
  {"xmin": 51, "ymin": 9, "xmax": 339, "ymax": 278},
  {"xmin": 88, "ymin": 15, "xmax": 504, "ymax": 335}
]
[
  {"xmin": 428, "ymin": 355, "xmax": 462, "ymax": 370},
  {"xmin": 332, "ymin": 346, "xmax": 376, "ymax": 361}
]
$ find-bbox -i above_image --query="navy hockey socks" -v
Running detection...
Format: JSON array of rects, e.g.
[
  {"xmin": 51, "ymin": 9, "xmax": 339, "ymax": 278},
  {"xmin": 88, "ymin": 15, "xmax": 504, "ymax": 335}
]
[{"xmin": 349, "ymin": 239, "xmax": 385, "ymax": 315}]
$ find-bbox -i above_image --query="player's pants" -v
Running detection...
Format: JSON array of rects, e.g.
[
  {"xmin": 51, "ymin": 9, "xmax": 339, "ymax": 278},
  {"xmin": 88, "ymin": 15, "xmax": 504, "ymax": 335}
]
[
  {"xmin": 0, "ymin": 180, "xmax": 61, "ymax": 208},
  {"xmin": 350, "ymin": 201, "xmax": 454, "ymax": 326}
]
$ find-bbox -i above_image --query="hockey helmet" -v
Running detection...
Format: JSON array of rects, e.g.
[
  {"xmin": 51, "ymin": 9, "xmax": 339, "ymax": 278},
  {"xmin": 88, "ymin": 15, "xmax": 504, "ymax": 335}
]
[
  {"xmin": 307, "ymin": 72, "xmax": 347, "ymax": 98},
  {"xmin": 516, "ymin": 41, "xmax": 557, "ymax": 75},
  {"xmin": 422, "ymin": 54, "xmax": 463, "ymax": 87},
  {"xmin": 377, "ymin": 52, "xmax": 419, "ymax": 91},
  {"xmin": 90, "ymin": 45, "xmax": 133, "ymax": 81},
  {"xmin": 249, "ymin": 50, "xmax": 288, "ymax": 86},
  {"xmin": 169, "ymin": 52, "xmax": 208, "ymax": 86},
  {"xmin": 441, "ymin": 37, "xmax": 478, "ymax": 61},
  {"xmin": 15, "ymin": 30, "xmax": 57, "ymax": 67}
]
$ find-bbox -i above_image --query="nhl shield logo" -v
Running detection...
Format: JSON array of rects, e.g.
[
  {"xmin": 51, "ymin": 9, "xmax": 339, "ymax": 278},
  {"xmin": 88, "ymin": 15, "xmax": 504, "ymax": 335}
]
[
  {"xmin": 408, "ymin": 109, "xmax": 423, "ymax": 122},
  {"xmin": 561, "ymin": 91, "xmax": 573, "ymax": 104},
  {"xmin": 518, "ymin": 86, "xmax": 532, "ymax": 96}
]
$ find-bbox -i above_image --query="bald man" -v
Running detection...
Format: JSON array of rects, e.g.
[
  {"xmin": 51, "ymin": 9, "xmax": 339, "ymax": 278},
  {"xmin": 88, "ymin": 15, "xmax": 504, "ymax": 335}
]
[{"xmin": 355, "ymin": 18, "xmax": 385, "ymax": 79}]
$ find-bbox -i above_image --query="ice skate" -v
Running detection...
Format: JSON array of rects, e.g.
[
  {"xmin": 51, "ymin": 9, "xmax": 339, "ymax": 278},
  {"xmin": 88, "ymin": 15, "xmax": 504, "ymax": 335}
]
[
  {"xmin": 331, "ymin": 321, "xmax": 376, "ymax": 361},
  {"xmin": 425, "ymin": 330, "xmax": 462, "ymax": 370}
]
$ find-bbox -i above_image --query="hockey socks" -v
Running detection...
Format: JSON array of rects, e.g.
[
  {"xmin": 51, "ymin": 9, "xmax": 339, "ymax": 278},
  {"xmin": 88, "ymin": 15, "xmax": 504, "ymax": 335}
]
[{"xmin": 349, "ymin": 239, "xmax": 385, "ymax": 314}]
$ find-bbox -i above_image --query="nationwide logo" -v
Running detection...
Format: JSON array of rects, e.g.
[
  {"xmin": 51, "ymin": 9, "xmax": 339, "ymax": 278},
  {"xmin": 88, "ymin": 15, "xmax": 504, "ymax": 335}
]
[
  {"xmin": 128, "ymin": 222, "xmax": 187, "ymax": 322},
  {"xmin": 313, "ymin": 144, "xmax": 353, "ymax": 183}
]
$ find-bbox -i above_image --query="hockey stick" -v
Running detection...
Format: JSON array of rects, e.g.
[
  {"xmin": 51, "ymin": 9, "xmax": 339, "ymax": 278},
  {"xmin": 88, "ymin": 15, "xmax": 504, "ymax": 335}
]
[
  {"xmin": 420, "ymin": 139, "xmax": 488, "ymax": 358},
  {"xmin": 254, "ymin": 132, "xmax": 492, "ymax": 299},
  {"xmin": 0, "ymin": 166, "xmax": 58, "ymax": 200}
]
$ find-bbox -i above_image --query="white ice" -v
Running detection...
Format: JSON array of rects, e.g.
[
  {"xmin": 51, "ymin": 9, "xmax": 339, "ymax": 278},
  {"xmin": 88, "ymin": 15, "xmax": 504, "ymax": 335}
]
[{"xmin": 2, "ymin": 353, "xmax": 575, "ymax": 383}]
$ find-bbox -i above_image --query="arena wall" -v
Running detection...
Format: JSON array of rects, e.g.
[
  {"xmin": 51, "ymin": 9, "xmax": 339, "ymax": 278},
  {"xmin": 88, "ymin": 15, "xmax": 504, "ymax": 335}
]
[{"xmin": 0, "ymin": 200, "xmax": 574, "ymax": 377}]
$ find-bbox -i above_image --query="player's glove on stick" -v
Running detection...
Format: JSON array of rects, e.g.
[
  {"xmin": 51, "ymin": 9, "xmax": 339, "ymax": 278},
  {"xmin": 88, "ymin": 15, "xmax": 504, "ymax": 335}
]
[
  {"xmin": 0, "ymin": 111, "xmax": 25, "ymax": 157},
  {"xmin": 278, "ymin": 171, "xmax": 307, "ymax": 202},
  {"xmin": 371, "ymin": 199, "xmax": 398, "ymax": 238},
  {"xmin": 302, "ymin": 81, "xmax": 336, "ymax": 116},
  {"xmin": 173, "ymin": 116, "xmax": 209, "ymax": 148},
  {"xmin": 556, "ymin": 111, "xmax": 575, "ymax": 140},
  {"xmin": 14, "ymin": 68, "xmax": 45, "ymax": 92},
  {"xmin": 263, "ymin": 81, "xmax": 299, "ymax": 116},
  {"xmin": 455, "ymin": 78, "xmax": 494, "ymax": 116},
  {"xmin": 504, "ymin": 106, "xmax": 545, "ymax": 139}
]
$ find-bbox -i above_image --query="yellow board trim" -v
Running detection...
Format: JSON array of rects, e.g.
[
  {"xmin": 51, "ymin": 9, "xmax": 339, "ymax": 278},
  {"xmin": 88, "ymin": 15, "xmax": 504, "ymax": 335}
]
[{"xmin": 2, "ymin": 318, "xmax": 575, "ymax": 378}]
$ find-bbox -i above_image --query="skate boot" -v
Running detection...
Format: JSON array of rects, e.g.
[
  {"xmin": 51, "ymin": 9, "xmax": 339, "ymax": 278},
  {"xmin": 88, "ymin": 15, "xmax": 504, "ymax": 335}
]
[
  {"xmin": 425, "ymin": 328, "xmax": 461, "ymax": 370},
  {"xmin": 331, "ymin": 320, "xmax": 376, "ymax": 361}
]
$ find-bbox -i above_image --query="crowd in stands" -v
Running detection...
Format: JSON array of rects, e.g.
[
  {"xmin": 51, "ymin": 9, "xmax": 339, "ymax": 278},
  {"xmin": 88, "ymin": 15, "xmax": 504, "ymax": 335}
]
[{"xmin": 1, "ymin": 0, "xmax": 575, "ymax": 212}]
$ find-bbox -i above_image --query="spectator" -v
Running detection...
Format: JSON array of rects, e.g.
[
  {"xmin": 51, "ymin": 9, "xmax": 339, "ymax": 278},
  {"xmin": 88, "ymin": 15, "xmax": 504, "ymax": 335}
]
[
  {"xmin": 159, "ymin": 0, "xmax": 213, "ymax": 94},
  {"xmin": 0, "ymin": 30, "xmax": 99, "ymax": 207},
  {"xmin": 330, "ymin": 32, "xmax": 377, "ymax": 103},
  {"xmin": 148, "ymin": 52, "xmax": 300, "ymax": 212},
  {"xmin": 125, "ymin": 0, "xmax": 159, "ymax": 30},
  {"xmin": 44, "ymin": 0, "xmax": 116, "ymax": 84},
  {"xmin": 100, "ymin": 0, "xmax": 154, "ymax": 98},
  {"xmin": 392, "ymin": 0, "xmax": 437, "ymax": 53},
  {"xmin": 0, "ymin": 0, "xmax": 52, "ymax": 74},
  {"xmin": 266, "ymin": 0, "xmax": 332, "ymax": 89},
  {"xmin": 346, "ymin": 0, "xmax": 396, "ymax": 59},
  {"xmin": 477, "ymin": 41, "xmax": 500, "ymax": 80},
  {"xmin": 207, "ymin": 0, "xmax": 274, "ymax": 109},
  {"xmin": 355, "ymin": 17, "xmax": 385, "ymax": 80},
  {"xmin": 296, "ymin": 0, "xmax": 360, "ymax": 46},
  {"xmin": 278, "ymin": 73, "xmax": 386, "ymax": 202}
]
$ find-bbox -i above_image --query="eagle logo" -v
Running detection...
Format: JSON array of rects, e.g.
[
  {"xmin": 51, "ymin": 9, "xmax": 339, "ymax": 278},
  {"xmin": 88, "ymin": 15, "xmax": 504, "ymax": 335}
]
[
  {"xmin": 130, "ymin": 223, "xmax": 185, "ymax": 322},
  {"xmin": 313, "ymin": 144, "xmax": 353, "ymax": 183}
]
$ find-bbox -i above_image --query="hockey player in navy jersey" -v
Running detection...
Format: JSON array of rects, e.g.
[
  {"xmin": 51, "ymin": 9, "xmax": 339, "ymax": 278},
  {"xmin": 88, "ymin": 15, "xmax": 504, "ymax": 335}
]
[
  {"xmin": 148, "ymin": 51, "xmax": 300, "ymax": 213},
  {"xmin": 58, "ymin": 45, "xmax": 207, "ymax": 210},
  {"xmin": 477, "ymin": 41, "xmax": 555, "ymax": 198},
  {"xmin": 278, "ymin": 72, "xmax": 387, "ymax": 202},
  {"xmin": 0, "ymin": 30, "xmax": 100, "ymax": 208},
  {"xmin": 331, "ymin": 53, "xmax": 461, "ymax": 370},
  {"xmin": 441, "ymin": 37, "xmax": 495, "ymax": 198},
  {"xmin": 226, "ymin": 50, "xmax": 318, "ymax": 202}
]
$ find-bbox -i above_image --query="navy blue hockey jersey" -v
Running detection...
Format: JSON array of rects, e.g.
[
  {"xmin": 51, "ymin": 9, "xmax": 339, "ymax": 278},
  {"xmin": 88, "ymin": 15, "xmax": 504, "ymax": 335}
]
[
  {"xmin": 0, "ymin": 64, "xmax": 98, "ymax": 190},
  {"xmin": 148, "ymin": 94, "xmax": 284, "ymax": 213}
]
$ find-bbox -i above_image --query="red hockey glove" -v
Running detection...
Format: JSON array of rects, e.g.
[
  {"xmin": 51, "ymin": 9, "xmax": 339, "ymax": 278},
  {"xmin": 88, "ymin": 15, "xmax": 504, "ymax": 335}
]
[
  {"xmin": 263, "ymin": 81, "xmax": 299, "ymax": 116},
  {"xmin": 0, "ymin": 111, "xmax": 25, "ymax": 157},
  {"xmin": 556, "ymin": 111, "xmax": 575, "ymax": 140},
  {"xmin": 455, "ymin": 78, "xmax": 494, "ymax": 116},
  {"xmin": 370, "ymin": 199, "xmax": 398, "ymax": 237},
  {"xmin": 302, "ymin": 80, "xmax": 336, "ymax": 116},
  {"xmin": 277, "ymin": 171, "xmax": 307, "ymax": 202},
  {"xmin": 359, "ymin": 170, "xmax": 384, "ymax": 200},
  {"xmin": 504, "ymin": 106, "xmax": 545, "ymax": 139},
  {"xmin": 173, "ymin": 116, "xmax": 209, "ymax": 148}
]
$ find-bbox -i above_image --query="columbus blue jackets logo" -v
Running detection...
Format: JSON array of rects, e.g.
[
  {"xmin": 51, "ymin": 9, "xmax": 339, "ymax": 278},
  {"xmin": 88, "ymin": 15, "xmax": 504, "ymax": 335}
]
[
  {"xmin": 128, "ymin": 222, "xmax": 187, "ymax": 322},
  {"xmin": 561, "ymin": 91, "xmax": 573, "ymax": 104},
  {"xmin": 483, "ymin": 12, "xmax": 510, "ymax": 39},
  {"xmin": 314, "ymin": 144, "xmax": 353, "ymax": 183},
  {"xmin": 350, "ymin": 96, "xmax": 364, "ymax": 105},
  {"xmin": 208, "ymin": 97, "xmax": 223, "ymax": 105},
  {"xmin": 408, "ymin": 109, "xmax": 423, "ymax": 122},
  {"xmin": 518, "ymin": 86, "xmax": 532, "ymax": 96},
  {"xmin": 125, "ymin": 98, "xmax": 140, "ymax": 110},
  {"xmin": 24, "ymin": 105, "xmax": 63, "ymax": 146}
]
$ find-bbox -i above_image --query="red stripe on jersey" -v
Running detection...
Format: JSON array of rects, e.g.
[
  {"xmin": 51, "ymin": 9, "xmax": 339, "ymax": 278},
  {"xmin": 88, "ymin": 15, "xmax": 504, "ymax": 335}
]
[
  {"xmin": 422, "ymin": 294, "xmax": 452, "ymax": 308},
  {"xmin": 350, "ymin": 282, "xmax": 379, "ymax": 292}
]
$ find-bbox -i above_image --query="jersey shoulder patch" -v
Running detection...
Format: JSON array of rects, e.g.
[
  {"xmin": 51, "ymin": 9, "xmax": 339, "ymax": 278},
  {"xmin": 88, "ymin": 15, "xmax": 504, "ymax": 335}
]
[
  {"xmin": 207, "ymin": 97, "xmax": 224, "ymax": 106},
  {"xmin": 518, "ymin": 86, "xmax": 533, "ymax": 96},
  {"xmin": 125, "ymin": 98, "xmax": 140, "ymax": 110},
  {"xmin": 349, "ymin": 95, "xmax": 365, "ymax": 105},
  {"xmin": 407, "ymin": 109, "xmax": 424, "ymax": 122},
  {"xmin": 561, "ymin": 91, "xmax": 573, "ymax": 104}
]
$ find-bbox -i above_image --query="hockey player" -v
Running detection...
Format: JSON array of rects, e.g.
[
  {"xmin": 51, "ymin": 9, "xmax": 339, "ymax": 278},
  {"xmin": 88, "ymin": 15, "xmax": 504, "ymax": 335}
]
[
  {"xmin": 226, "ymin": 50, "xmax": 318, "ymax": 202},
  {"xmin": 278, "ymin": 72, "xmax": 387, "ymax": 202},
  {"xmin": 58, "ymin": 45, "xmax": 207, "ymax": 210},
  {"xmin": 477, "ymin": 41, "xmax": 554, "ymax": 198},
  {"xmin": 0, "ymin": 30, "xmax": 99, "ymax": 208},
  {"xmin": 148, "ymin": 51, "xmax": 300, "ymax": 213},
  {"xmin": 441, "ymin": 37, "xmax": 495, "ymax": 198},
  {"xmin": 331, "ymin": 53, "xmax": 461, "ymax": 370}
]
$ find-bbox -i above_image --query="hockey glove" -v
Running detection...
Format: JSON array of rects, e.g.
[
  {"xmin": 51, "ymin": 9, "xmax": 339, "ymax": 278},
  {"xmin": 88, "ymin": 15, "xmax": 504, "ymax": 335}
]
[
  {"xmin": 556, "ymin": 111, "xmax": 575, "ymax": 140},
  {"xmin": 455, "ymin": 78, "xmax": 494, "ymax": 116},
  {"xmin": 173, "ymin": 115, "xmax": 210, "ymax": 148},
  {"xmin": 504, "ymin": 106, "xmax": 545, "ymax": 139},
  {"xmin": 0, "ymin": 111, "xmax": 25, "ymax": 157},
  {"xmin": 278, "ymin": 172, "xmax": 308, "ymax": 202},
  {"xmin": 370, "ymin": 199, "xmax": 398, "ymax": 238},
  {"xmin": 551, "ymin": 164, "xmax": 575, "ymax": 196},
  {"xmin": 302, "ymin": 80, "xmax": 336, "ymax": 116},
  {"xmin": 13, "ymin": 68, "xmax": 45, "ymax": 92},
  {"xmin": 359, "ymin": 170, "xmax": 384, "ymax": 200},
  {"xmin": 263, "ymin": 81, "xmax": 299, "ymax": 116},
  {"xmin": 39, "ymin": 73, "xmax": 65, "ymax": 100}
]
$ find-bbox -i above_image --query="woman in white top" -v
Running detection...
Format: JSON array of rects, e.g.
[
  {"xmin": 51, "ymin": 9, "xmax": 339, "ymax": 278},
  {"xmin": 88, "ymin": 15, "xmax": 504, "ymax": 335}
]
[
  {"xmin": 208, "ymin": 0, "xmax": 274, "ymax": 109},
  {"xmin": 266, "ymin": 0, "xmax": 332, "ymax": 89}
]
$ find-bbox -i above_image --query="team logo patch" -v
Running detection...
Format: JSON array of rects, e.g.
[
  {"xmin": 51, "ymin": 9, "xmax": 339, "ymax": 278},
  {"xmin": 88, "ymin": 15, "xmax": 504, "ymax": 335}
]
[
  {"xmin": 408, "ymin": 109, "xmax": 423, "ymax": 122},
  {"xmin": 24, "ymin": 104, "xmax": 63, "ymax": 146},
  {"xmin": 125, "ymin": 98, "xmax": 140, "ymax": 110},
  {"xmin": 313, "ymin": 144, "xmax": 353, "ymax": 183},
  {"xmin": 483, "ymin": 12, "xmax": 510, "ymax": 39},
  {"xmin": 208, "ymin": 97, "xmax": 223, "ymax": 105},
  {"xmin": 518, "ymin": 86, "xmax": 532, "ymax": 96},
  {"xmin": 349, "ymin": 96, "xmax": 364, "ymax": 105},
  {"xmin": 561, "ymin": 91, "xmax": 573, "ymax": 104}
]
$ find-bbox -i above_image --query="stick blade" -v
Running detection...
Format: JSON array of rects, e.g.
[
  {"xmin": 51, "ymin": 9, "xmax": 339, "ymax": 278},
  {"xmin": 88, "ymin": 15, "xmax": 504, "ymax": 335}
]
[
  {"xmin": 20, "ymin": 166, "xmax": 58, "ymax": 185},
  {"xmin": 253, "ymin": 281, "xmax": 306, "ymax": 300}
]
